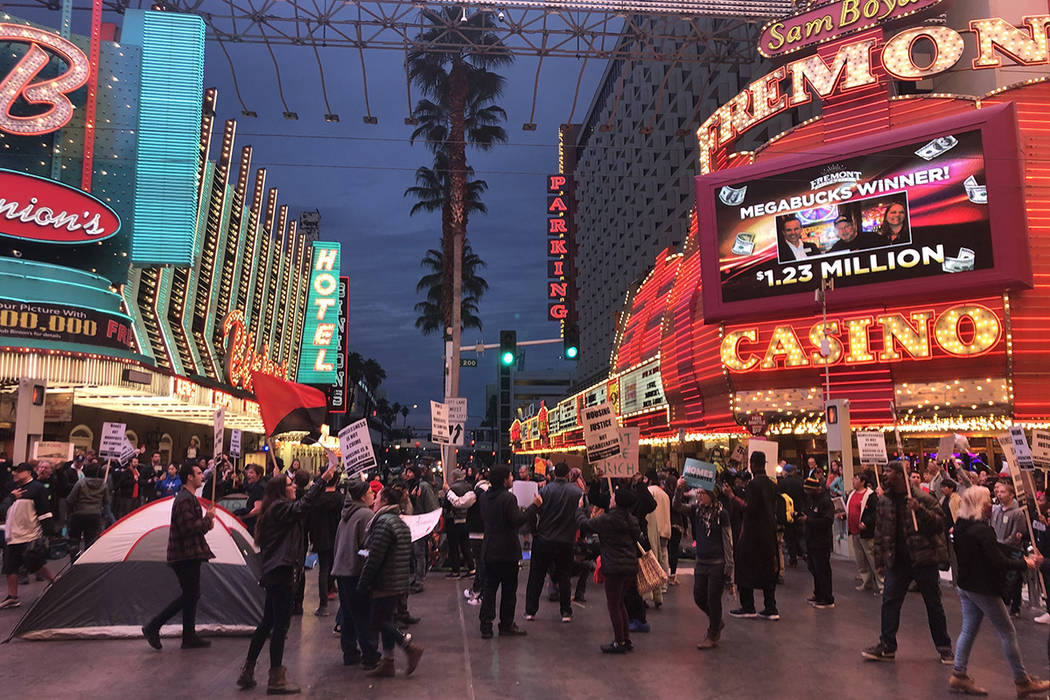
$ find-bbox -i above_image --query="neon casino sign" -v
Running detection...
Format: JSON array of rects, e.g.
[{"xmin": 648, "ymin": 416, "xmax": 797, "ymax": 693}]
[{"xmin": 222, "ymin": 310, "xmax": 289, "ymax": 392}]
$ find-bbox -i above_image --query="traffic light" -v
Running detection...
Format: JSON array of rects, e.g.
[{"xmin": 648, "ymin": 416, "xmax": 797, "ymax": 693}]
[
  {"xmin": 563, "ymin": 324, "xmax": 579, "ymax": 360},
  {"xmin": 500, "ymin": 330, "xmax": 517, "ymax": 366}
]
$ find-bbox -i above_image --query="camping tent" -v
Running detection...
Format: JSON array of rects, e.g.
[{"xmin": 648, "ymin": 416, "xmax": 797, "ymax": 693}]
[{"xmin": 10, "ymin": 497, "xmax": 263, "ymax": 640}]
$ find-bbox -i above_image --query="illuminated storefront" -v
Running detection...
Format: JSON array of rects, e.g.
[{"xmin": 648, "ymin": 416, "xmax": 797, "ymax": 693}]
[
  {"xmin": 0, "ymin": 10, "xmax": 321, "ymax": 462},
  {"xmin": 516, "ymin": 2, "xmax": 1050, "ymax": 466}
]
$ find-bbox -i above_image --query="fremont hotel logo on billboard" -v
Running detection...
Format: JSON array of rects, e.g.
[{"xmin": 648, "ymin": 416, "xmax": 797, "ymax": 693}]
[{"xmin": 547, "ymin": 174, "xmax": 572, "ymax": 322}]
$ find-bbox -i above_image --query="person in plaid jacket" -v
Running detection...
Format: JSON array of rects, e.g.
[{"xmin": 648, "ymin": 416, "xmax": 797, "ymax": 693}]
[{"xmin": 141, "ymin": 463, "xmax": 215, "ymax": 651}]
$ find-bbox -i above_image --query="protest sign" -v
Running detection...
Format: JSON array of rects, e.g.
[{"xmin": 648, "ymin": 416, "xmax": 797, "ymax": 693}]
[
  {"xmin": 99, "ymin": 422, "xmax": 126, "ymax": 458},
  {"xmin": 430, "ymin": 400, "xmax": 450, "ymax": 445},
  {"xmin": 1032, "ymin": 429, "xmax": 1050, "ymax": 468},
  {"xmin": 533, "ymin": 456, "xmax": 549, "ymax": 477},
  {"xmin": 728, "ymin": 443, "xmax": 746, "ymax": 465},
  {"xmin": 856, "ymin": 431, "xmax": 888, "ymax": 466},
  {"xmin": 936, "ymin": 434, "xmax": 957, "ymax": 461},
  {"xmin": 511, "ymin": 479, "xmax": 539, "ymax": 509},
  {"xmin": 230, "ymin": 429, "xmax": 242, "ymax": 458},
  {"xmin": 31, "ymin": 440, "xmax": 73, "ymax": 462},
  {"xmin": 601, "ymin": 426, "xmax": 640, "ymax": 478},
  {"xmin": 119, "ymin": 438, "xmax": 138, "ymax": 465},
  {"xmin": 581, "ymin": 403, "xmax": 621, "ymax": 462},
  {"xmin": 746, "ymin": 438, "xmax": 778, "ymax": 473},
  {"xmin": 446, "ymin": 398, "xmax": 467, "ymax": 447},
  {"xmin": 683, "ymin": 458, "xmax": 717, "ymax": 491},
  {"xmin": 1008, "ymin": 426, "xmax": 1035, "ymax": 470},
  {"xmin": 339, "ymin": 418, "xmax": 377, "ymax": 475},
  {"xmin": 401, "ymin": 509, "xmax": 443, "ymax": 543}
]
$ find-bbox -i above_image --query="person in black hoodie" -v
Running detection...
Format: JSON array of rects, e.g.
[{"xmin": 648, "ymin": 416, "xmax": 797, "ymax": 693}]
[
  {"xmin": 799, "ymin": 476, "xmax": 836, "ymax": 609},
  {"xmin": 778, "ymin": 464, "xmax": 808, "ymax": 567},
  {"xmin": 236, "ymin": 453, "xmax": 338, "ymax": 695},
  {"xmin": 949, "ymin": 485, "xmax": 1049, "ymax": 697},
  {"xmin": 307, "ymin": 475, "xmax": 343, "ymax": 616},
  {"xmin": 577, "ymin": 487, "xmax": 641, "ymax": 654},
  {"xmin": 730, "ymin": 452, "xmax": 780, "ymax": 620}
]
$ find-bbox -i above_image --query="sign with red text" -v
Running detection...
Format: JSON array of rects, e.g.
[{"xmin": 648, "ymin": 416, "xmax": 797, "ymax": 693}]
[
  {"xmin": 0, "ymin": 297, "xmax": 136, "ymax": 353},
  {"xmin": 0, "ymin": 170, "xmax": 121, "ymax": 244}
]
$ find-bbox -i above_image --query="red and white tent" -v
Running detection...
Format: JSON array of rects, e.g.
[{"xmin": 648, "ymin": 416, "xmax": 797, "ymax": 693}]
[{"xmin": 10, "ymin": 497, "xmax": 263, "ymax": 640}]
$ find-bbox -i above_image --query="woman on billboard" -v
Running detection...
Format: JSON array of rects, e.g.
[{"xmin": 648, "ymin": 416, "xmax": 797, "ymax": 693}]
[{"xmin": 876, "ymin": 201, "xmax": 910, "ymax": 245}]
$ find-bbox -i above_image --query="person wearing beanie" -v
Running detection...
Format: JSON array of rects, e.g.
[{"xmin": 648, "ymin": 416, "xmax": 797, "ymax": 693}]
[
  {"xmin": 329, "ymin": 477, "xmax": 381, "ymax": 670},
  {"xmin": 679, "ymin": 479, "xmax": 733, "ymax": 650},
  {"xmin": 800, "ymin": 476, "xmax": 836, "ymax": 609},
  {"xmin": 730, "ymin": 451, "xmax": 780, "ymax": 620}
]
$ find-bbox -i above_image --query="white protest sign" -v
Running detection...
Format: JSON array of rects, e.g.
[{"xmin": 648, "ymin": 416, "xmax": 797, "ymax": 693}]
[
  {"xmin": 601, "ymin": 426, "xmax": 640, "ymax": 478},
  {"xmin": 746, "ymin": 438, "xmax": 779, "ymax": 473},
  {"xmin": 936, "ymin": 434, "xmax": 957, "ymax": 462},
  {"xmin": 1032, "ymin": 429, "xmax": 1050, "ymax": 468},
  {"xmin": 230, "ymin": 429, "xmax": 242, "ymax": 458},
  {"xmin": 213, "ymin": 408, "xmax": 225, "ymax": 459},
  {"xmin": 99, "ymin": 422, "xmax": 126, "ymax": 458},
  {"xmin": 119, "ymin": 438, "xmax": 138, "ymax": 465},
  {"xmin": 997, "ymin": 433, "xmax": 1024, "ymax": 497},
  {"xmin": 446, "ymin": 397, "xmax": 467, "ymax": 447},
  {"xmin": 401, "ymin": 508, "xmax": 443, "ymax": 543},
  {"xmin": 31, "ymin": 440, "xmax": 74, "ymax": 462},
  {"xmin": 856, "ymin": 431, "xmax": 888, "ymax": 465},
  {"xmin": 430, "ymin": 400, "xmax": 450, "ymax": 445},
  {"xmin": 339, "ymin": 418, "xmax": 377, "ymax": 475},
  {"xmin": 511, "ymin": 479, "xmax": 539, "ymax": 509},
  {"xmin": 582, "ymin": 402, "xmax": 621, "ymax": 462},
  {"xmin": 1008, "ymin": 426, "xmax": 1035, "ymax": 470}
]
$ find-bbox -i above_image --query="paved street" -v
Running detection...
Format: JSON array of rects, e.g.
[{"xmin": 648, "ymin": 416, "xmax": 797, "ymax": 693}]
[{"xmin": 3, "ymin": 557, "xmax": 1049, "ymax": 699}]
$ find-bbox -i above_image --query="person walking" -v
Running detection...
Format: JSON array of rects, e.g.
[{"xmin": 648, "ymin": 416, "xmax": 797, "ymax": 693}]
[
  {"xmin": 142, "ymin": 464, "xmax": 215, "ymax": 650},
  {"xmin": 576, "ymin": 487, "xmax": 641, "ymax": 654},
  {"xmin": 307, "ymin": 475, "xmax": 342, "ymax": 617},
  {"xmin": 730, "ymin": 452, "xmax": 781, "ymax": 620},
  {"xmin": 478, "ymin": 466, "xmax": 540, "ymax": 639},
  {"xmin": 644, "ymin": 470, "xmax": 672, "ymax": 608},
  {"xmin": 682, "ymin": 479, "xmax": 734, "ymax": 649},
  {"xmin": 948, "ymin": 486, "xmax": 1050, "ymax": 697},
  {"xmin": 236, "ymin": 455, "xmax": 339, "ymax": 693},
  {"xmin": 800, "ymin": 476, "xmax": 836, "ymax": 609},
  {"xmin": 862, "ymin": 460, "xmax": 953, "ymax": 663},
  {"xmin": 66, "ymin": 460, "xmax": 110, "ymax": 560},
  {"xmin": 992, "ymin": 481, "xmax": 1028, "ymax": 617},
  {"xmin": 357, "ymin": 485, "xmax": 424, "ymax": 679},
  {"xmin": 403, "ymin": 465, "xmax": 438, "ymax": 592},
  {"xmin": 525, "ymin": 462, "xmax": 583, "ymax": 623},
  {"xmin": 463, "ymin": 469, "xmax": 490, "ymax": 605},
  {"xmin": 845, "ymin": 470, "xmax": 881, "ymax": 595},
  {"xmin": 331, "ymin": 478, "xmax": 380, "ymax": 669},
  {"xmin": 1, "ymin": 462, "xmax": 58, "ymax": 609}
]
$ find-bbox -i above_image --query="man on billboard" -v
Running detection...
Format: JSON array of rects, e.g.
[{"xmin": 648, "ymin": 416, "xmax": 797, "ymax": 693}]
[
  {"xmin": 777, "ymin": 217, "xmax": 819, "ymax": 261},
  {"xmin": 828, "ymin": 215, "xmax": 871, "ymax": 254}
]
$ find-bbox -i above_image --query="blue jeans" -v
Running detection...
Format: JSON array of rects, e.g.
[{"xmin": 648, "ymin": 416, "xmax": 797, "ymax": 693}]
[
  {"xmin": 954, "ymin": 588, "xmax": 1027, "ymax": 682},
  {"xmin": 336, "ymin": 576, "xmax": 378, "ymax": 664},
  {"xmin": 880, "ymin": 560, "xmax": 951, "ymax": 653}
]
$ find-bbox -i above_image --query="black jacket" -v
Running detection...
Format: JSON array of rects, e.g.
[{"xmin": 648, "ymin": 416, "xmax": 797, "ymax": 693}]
[
  {"xmin": 255, "ymin": 478, "xmax": 325, "ymax": 577},
  {"xmin": 778, "ymin": 474, "xmax": 808, "ymax": 516},
  {"xmin": 803, "ymin": 488, "xmax": 836, "ymax": 551},
  {"xmin": 954, "ymin": 517, "xmax": 1028, "ymax": 596},
  {"xmin": 735, "ymin": 474, "xmax": 780, "ymax": 589},
  {"xmin": 307, "ymin": 489, "xmax": 343, "ymax": 553},
  {"xmin": 358, "ymin": 505, "xmax": 412, "ymax": 595},
  {"xmin": 479, "ymin": 483, "xmax": 536, "ymax": 562},
  {"xmin": 576, "ymin": 506, "xmax": 640, "ymax": 576},
  {"xmin": 535, "ymin": 478, "xmax": 583, "ymax": 544}
]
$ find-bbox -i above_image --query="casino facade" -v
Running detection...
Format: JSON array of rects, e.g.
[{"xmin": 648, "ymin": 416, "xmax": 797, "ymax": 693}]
[{"xmin": 515, "ymin": 0, "xmax": 1050, "ymax": 469}]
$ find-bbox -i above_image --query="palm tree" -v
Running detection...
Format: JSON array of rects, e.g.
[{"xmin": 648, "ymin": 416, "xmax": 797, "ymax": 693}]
[
  {"xmin": 412, "ymin": 240, "xmax": 489, "ymax": 335},
  {"xmin": 400, "ymin": 404, "xmax": 410, "ymax": 426},
  {"xmin": 408, "ymin": 7, "xmax": 511, "ymax": 398},
  {"xmin": 347, "ymin": 352, "xmax": 365, "ymax": 415}
]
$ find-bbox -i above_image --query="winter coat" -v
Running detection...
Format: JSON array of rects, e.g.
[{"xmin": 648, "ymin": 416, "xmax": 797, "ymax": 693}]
[
  {"xmin": 873, "ymin": 484, "xmax": 948, "ymax": 570},
  {"xmin": 954, "ymin": 516, "xmax": 1029, "ymax": 597},
  {"xmin": 734, "ymin": 474, "xmax": 780, "ymax": 589},
  {"xmin": 846, "ymin": 488, "xmax": 878, "ymax": 539},
  {"xmin": 576, "ymin": 506, "xmax": 640, "ymax": 576},
  {"xmin": 67, "ymin": 476, "xmax": 109, "ymax": 516},
  {"xmin": 358, "ymin": 505, "xmax": 412, "ymax": 596},
  {"xmin": 307, "ymin": 488, "xmax": 343, "ymax": 553},
  {"xmin": 410, "ymin": 478, "xmax": 439, "ymax": 515},
  {"xmin": 535, "ymin": 478, "xmax": 583, "ymax": 544},
  {"xmin": 646, "ymin": 484, "xmax": 672, "ymax": 542},
  {"xmin": 778, "ymin": 475, "xmax": 808, "ymax": 518},
  {"xmin": 446, "ymin": 479, "xmax": 475, "ymax": 524},
  {"xmin": 803, "ymin": 487, "xmax": 836, "ymax": 551},
  {"xmin": 331, "ymin": 497, "xmax": 375, "ymax": 579},
  {"xmin": 255, "ymin": 478, "xmax": 326, "ymax": 577},
  {"xmin": 692, "ymin": 502, "xmax": 734, "ymax": 581},
  {"xmin": 480, "ymin": 484, "xmax": 537, "ymax": 562},
  {"xmin": 166, "ymin": 487, "xmax": 215, "ymax": 563}
]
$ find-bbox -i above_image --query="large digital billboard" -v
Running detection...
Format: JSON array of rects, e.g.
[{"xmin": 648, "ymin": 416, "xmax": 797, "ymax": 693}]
[{"xmin": 696, "ymin": 104, "xmax": 1031, "ymax": 322}]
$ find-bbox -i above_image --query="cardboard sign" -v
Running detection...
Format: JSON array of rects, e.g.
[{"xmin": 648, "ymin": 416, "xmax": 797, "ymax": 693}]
[
  {"xmin": 213, "ymin": 408, "xmax": 224, "ymax": 459},
  {"xmin": 746, "ymin": 438, "xmax": 778, "ymax": 473},
  {"xmin": 31, "ymin": 440, "xmax": 73, "ymax": 462},
  {"xmin": 119, "ymin": 438, "xmax": 138, "ymax": 465},
  {"xmin": 533, "ymin": 456, "xmax": 549, "ymax": 477},
  {"xmin": 601, "ymin": 426, "xmax": 640, "ymax": 478},
  {"xmin": 856, "ymin": 431, "xmax": 888, "ymax": 465},
  {"xmin": 446, "ymin": 397, "xmax": 467, "ymax": 447},
  {"xmin": 1032, "ymin": 429, "xmax": 1050, "ymax": 468},
  {"xmin": 401, "ymin": 508, "xmax": 443, "ymax": 543},
  {"xmin": 997, "ymin": 433, "xmax": 1023, "ymax": 490},
  {"xmin": 230, "ymin": 429, "xmax": 242, "ymax": 458},
  {"xmin": 1008, "ymin": 426, "xmax": 1035, "ymax": 470},
  {"xmin": 99, "ymin": 421, "xmax": 126, "ymax": 458},
  {"xmin": 936, "ymin": 434, "xmax": 957, "ymax": 461},
  {"xmin": 430, "ymin": 400, "xmax": 450, "ymax": 445},
  {"xmin": 581, "ymin": 402, "xmax": 621, "ymax": 462},
  {"xmin": 683, "ymin": 458, "xmax": 717, "ymax": 491},
  {"xmin": 339, "ymin": 418, "xmax": 377, "ymax": 475},
  {"xmin": 728, "ymin": 443, "xmax": 746, "ymax": 465}
]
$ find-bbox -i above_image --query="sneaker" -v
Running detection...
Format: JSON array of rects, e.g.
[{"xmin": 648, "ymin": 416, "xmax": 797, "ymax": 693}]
[
  {"xmin": 481, "ymin": 628, "xmax": 493, "ymax": 639},
  {"xmin": 180, "ymin": 636, "xmax": 211, "ymax": 649},
  {"xmin": 141, "ymin": 624, "xmax": 161, "ymax": 651},
  {"xmin": 812, "ymin": 601, "xmax": 835, "ymax": 610},
  {"xmin": 463, "ymin": 588, "xmax": 474, "ymax": 600},
  {"xmin": 499, "ymin": 624, "xmax": 527, "ymax": 637},
  {"xmin": 600, "ymin": 641, "xmax": 628, "ymax": 654},
  {"xmin": 523, "ymin": 614, "xmax": 535, "ymax": 621},
  {"xmin": 314, "ymin": 606, "xmax": 329, "ymax": 617},
  {"xmin": 467, "ymin": 597, "xmax": 481, "ymax": 607},
  {"xmin": 758, "ymin": 610, "xmax": 781, "ymax": 621},
  {"xmin": 627, "ymin": 620, "xmax": 650, "ymax": 633},
  {"xmin": 332, "ymin": 623, "xmax": 342, "ymax": 636},
  {"xmin": 862, "ymin": 643, "xmax": 895, "ymax": 662},
  {"xmin": 0, "ymin": 595, "xmax": 21, "ymax": 610},
  {"xmin": 728, "ymin": 608, "xmax": 757, "ymax": 619},
  {"xmin": 561, "ymin": 615, "xmax": 572, "ymax": 623},
  {"xmin": 938, "ymin": 647, "xmax": 955, "ymax": 665},
  {"xmin": 855, "ymin": 584, "xmax": 870, "ymax": 592},
  {"xmin": 1034, "ymin": 612, "xmax": 1050, "ymax": 625}
]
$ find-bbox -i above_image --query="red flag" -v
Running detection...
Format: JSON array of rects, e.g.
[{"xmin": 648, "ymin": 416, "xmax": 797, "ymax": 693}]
[{"xmin": 252, "ymin": 373, "xmax": 327, "ymax": 439}]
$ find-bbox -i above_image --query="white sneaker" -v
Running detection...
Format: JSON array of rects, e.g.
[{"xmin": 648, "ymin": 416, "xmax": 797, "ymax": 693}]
[
  {"xmin": 524, "ymin": 614, "xmax": 535, "ymax": 621},
  {"xmin": 467, "ymin": 597, "xmax": 480, "ymax": 606},
  {"xmin": 463, "ymin": 588, "xmax": 473, "ymax": 600},
  {"xmin": 1034, "ymin": 612, "xmax": 1050, "ymax": 624}
]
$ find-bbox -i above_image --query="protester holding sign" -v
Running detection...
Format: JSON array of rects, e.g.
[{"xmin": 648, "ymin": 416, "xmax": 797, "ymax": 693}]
[
  {"xmin": 992, "ymin": 481, "xmax": 1028, "ymax": 618},
  {"xmin": 678, "ymin": 477, "xmax": 733, "ymax": 650}
]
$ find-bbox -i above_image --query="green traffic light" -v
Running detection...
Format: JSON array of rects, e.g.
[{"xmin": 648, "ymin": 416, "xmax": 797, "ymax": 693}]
[
  {"xmin": 501, "ymin": 351, "xmax": 515, "ymax": 365},
  {"xmin": 565, "ymin": 346, "xmax": 578, "ymax": 359}
]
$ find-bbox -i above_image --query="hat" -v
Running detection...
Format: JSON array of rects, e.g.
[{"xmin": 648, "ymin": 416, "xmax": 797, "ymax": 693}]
[
  {"xmin": 347, "ymin": 477, "xmax": 370, "ymax": 500},
  {"xmin": 804, "ymin": 476, "xmax": 822, "ymax": 490},
  {"xmin": 369, "ymin": 479, "xmax": 383, "ymax": 494},
  {"xmin": 782, "ymin": 463, "xmax": 796, "ymax": 474},
  {"xmin": 834, "ymin": 215, "xmax": 850, "ymax": 224}
]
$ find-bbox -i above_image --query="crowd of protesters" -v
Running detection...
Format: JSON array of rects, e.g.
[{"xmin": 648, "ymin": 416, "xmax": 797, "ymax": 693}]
[{"xmin": 7, "ymin": 442, "xmax": 1050, "ymax": 697}]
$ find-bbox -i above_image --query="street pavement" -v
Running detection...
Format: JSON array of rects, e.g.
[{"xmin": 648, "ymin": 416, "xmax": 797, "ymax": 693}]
[{"xmin": 2, "ymin": 557, "xmax": 1049, "ymax": 699}]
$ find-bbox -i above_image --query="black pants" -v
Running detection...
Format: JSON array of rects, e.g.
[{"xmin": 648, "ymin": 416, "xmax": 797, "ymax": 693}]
[
  {"xmin": 525, "ymin": 538, "xmax": 574, "ymax": 617},
  {"xmin": 293, "ymin": 564, "xmax": 305, "ymax": 613},
  {"xmin": 880, "ymin": 560, "xmax": 951, "ymax": 653},
  {"xmin": 807, "ymin": 548, "xmax": 834, "ymax": 603},
  {"xmin": 67, "ymin": 513, "xmax": 103, "ymax": 559},
  {"xmin": 573, "ymin": 559, "xmax": 593, "ymax": 599},
  {"xmin": 247, "ymin": 582, "xmax": 294, "ymax": 669},
  {"xmin": 336, "ymin": 576, "xmax": 378, "ymax": 663},
  {"xmin": 446, "ymin": 522, "xmax": 473, "ymax": 574},
  {"xmin": 369, "ymin": 594, "xmax": 406, "ymax": 655},
  {"xmin": 316, "ymin": 550, "xmax": 334, "ymax": 608},
  {"xmin": 668, "ymin": 528, "xmax": 683, "ymax": 576},
  {"xmin": 694, "ymin": 562, "xmax": 726, "ymax": 636},
  {"xmin": 148, "ymin": 560, "xmax": 202, "ymax": 637},
  {"xmin": 469, "ymin": 539, "xmax": 485, "ymax": 593},
  {"xmin": 624, "ymin": 581, "xmax": 647, "ymax": 623},
  {"xmin": 784, "ymin": 523, "xmax": 805, "ymax": 564},
  {"xmin": 480, "ymin": 561, "xmax": 519, "ymax": 632},
  {"xmin": 1003, "ymin": 550, "xmax": 1024, "ymax": 614},
  {"xmin": 738, "ymin": 584, "xmax": 777, "ymax": 614},
  {"xmin": 604, "ymin": 573, "xmax": 632, "ymax": 643}
]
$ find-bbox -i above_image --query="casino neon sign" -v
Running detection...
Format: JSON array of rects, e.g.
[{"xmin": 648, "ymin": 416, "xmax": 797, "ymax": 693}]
[{"xmin": 721, "ymin": 303, "xmax": 1001, "ymax": 372}]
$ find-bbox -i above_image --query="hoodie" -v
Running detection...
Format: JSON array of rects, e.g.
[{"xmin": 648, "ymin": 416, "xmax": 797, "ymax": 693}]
[
  {"xmin": 331, "ymin": 497, "xmax": 374, "ymax": 579},
  {"xmin": 67, "ymin": 476, "xmax": 110, "ymax": 516}
]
